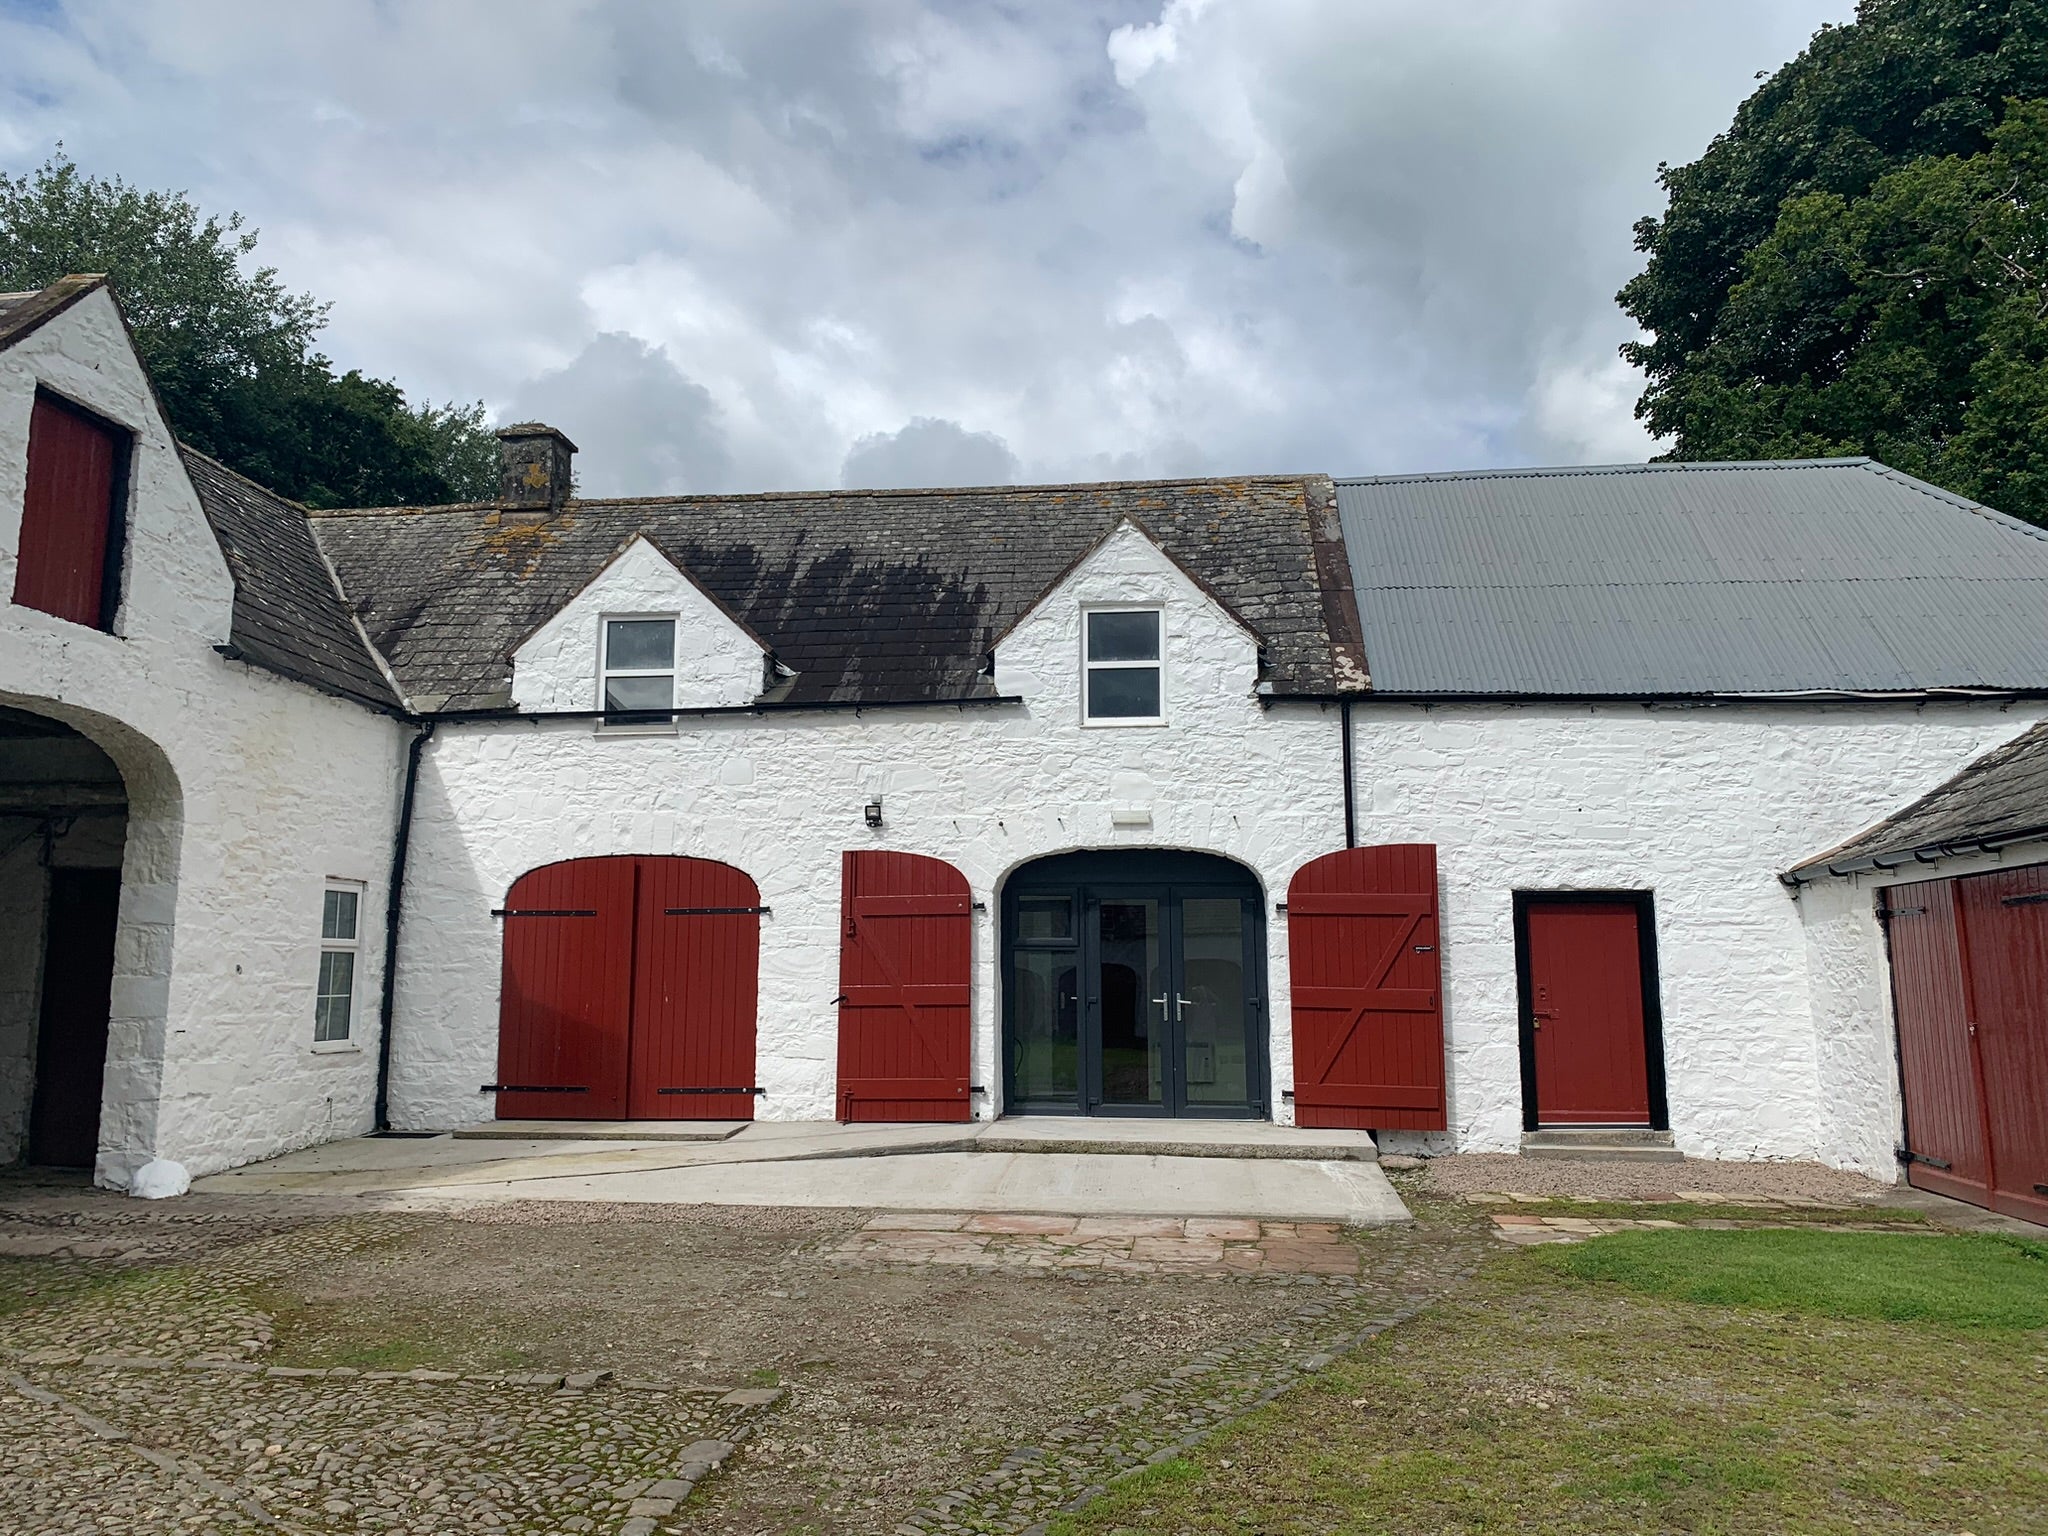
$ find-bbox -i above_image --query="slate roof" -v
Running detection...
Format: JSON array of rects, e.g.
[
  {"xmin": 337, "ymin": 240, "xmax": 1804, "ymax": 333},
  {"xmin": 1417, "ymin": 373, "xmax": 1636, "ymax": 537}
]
[
  {"xmin": 308, "ymin": 477, "xmax": 1348, "ymax": 711},
  {"xmin": 0, "ymin": 275, "xmax": 104, "ymax": 351},
  {"xmin": 1785, "ymin": 722, "xmax": 2048, "ymax": 882},
  {"xmin": 181, "ymin": 448, "xmax": 406, "ymax": 713},
  {"xmin": 1336, "ymin": 459, "xmax": 2048, "ymax": 697}
]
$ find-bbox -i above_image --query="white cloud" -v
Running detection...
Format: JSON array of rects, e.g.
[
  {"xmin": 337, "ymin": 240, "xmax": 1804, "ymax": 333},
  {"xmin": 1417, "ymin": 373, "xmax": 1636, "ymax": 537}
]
[{"xmin": 0, "ymin": 0, "xmax": 1853, "ymax": 491}]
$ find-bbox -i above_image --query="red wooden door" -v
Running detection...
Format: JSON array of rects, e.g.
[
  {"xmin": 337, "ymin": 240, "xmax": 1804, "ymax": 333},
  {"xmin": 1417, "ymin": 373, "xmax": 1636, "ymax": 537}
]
[
  {"xmin": 1525, "ymin": 900, "xmax": 1652, "ymax": 1126},
  {"xmin": 838, "ymin": 851, "xmax": 973, "ymax": 1122},
  {"xmin": 28, "ymin": 869, "xmax": 120, "ymax": 1167},
  {"xmin": 1287, "ymin": 845, "xmax": 1446, "ymax": 1131},
  {"xmin": 1886, "ymin": 878, "xmax": 1994, "ymax": 1207},
  {"xmin": 629, "ymin": 857, "xmax": 762, "ymax": 1120},
  {"xmin": 1955, "ymin": 866, "xmax": 2048, "ymax": 1225},
  {"xmin": 15, "ymin": 392, "xmax": 121, "ymax": 629},
  {"xmin": 494, "ymin": 859, "xmax": 636, "ymax": 1119}
]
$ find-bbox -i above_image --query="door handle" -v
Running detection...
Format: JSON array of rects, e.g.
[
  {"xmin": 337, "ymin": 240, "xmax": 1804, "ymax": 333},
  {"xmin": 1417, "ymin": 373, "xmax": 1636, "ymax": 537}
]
[
  {"xmin": 1175, "ymin": 994, "xmax": 1194, "ymax": 1011},
  {"xmin": 1152, "ymin": 995, "xmax": 1171, "ymax": 1018}
]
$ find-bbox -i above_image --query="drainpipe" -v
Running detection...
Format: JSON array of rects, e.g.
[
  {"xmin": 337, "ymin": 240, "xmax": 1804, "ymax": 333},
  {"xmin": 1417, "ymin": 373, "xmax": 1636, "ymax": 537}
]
[
  {"xmin": 1340, "ymin": 697, "xmax": 1357, "ymax": 849},
  {"xmin": 373, "ymin": 720, "xmax": 434, "ymax": 1132}
]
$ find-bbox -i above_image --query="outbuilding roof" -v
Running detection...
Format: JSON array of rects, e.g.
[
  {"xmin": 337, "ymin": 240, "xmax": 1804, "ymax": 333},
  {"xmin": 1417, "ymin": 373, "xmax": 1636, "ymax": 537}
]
[
  {"xmin": 1336, "ymin": 459, "xmax": 2048, "ymax": 698},
  {"xmin": 308, "ymin": 477, "xmax": 1351, "ymax": 712},
  {"xmin": 1784, "ymin": 721, "xmax": 2048, "ymax": 883}
]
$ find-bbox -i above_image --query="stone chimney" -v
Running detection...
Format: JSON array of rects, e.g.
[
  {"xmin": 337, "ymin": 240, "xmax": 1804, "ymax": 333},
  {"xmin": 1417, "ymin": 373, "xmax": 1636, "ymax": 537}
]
[{"xmin": 496, "ymin": 423, "xmax": 578, "ymax": 511}]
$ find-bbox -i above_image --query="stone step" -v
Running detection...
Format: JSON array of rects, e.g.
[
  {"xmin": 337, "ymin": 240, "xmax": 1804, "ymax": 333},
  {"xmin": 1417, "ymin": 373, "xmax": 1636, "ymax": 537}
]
[
  {"xmin": 976, "ymin": 1118, "xmax": 1380, "ymax": 1162},
  {"xmin": 1521, "ymin": 1128, "xmax": 1683, "ymax": 1163}
]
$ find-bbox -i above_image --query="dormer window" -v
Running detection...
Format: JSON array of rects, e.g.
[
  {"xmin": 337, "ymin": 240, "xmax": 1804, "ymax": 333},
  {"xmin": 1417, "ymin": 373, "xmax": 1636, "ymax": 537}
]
[
  {"xmin": 1083, "ymin": 607, "xmax": 1163, "ymax": 724},
  {"xmin": 602, "ymin": 617, "xmax": 676, "ymax": 717}
]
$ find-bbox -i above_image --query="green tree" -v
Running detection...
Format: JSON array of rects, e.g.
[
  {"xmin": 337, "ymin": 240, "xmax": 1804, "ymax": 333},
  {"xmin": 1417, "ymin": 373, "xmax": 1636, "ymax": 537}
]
[
  {"xmin": 1620, "ymin": 0, "xmax": 2048, "ymax": 523},
  {"xmin": 0, "ymin": 151, "xmax": 496, "ymax": 507}
]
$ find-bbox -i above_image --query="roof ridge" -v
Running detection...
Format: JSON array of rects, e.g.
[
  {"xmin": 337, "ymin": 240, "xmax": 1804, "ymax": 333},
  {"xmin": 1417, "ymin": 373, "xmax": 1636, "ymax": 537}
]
[
  {"xmin": 1333, "ymin": 457, "xmax": 1871, "ymax": 488},
  {"xmin": 1853, "ymin": 461, "xmax": 2048, "ymax": 546}
]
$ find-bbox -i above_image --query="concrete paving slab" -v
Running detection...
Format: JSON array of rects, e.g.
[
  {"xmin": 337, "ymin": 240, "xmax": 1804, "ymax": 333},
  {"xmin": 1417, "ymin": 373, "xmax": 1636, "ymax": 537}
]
[
  {"xmin": 455, "ymin": 1120, "xmax": 747, "ymax": 1142},
  {"xmin": 976, "ymin": 1117, "xmax": 1379, "ymax": 1161},
  {"xmin": 378, "ymin": 1151, "xmax": 1411, "ymax": 1224}
]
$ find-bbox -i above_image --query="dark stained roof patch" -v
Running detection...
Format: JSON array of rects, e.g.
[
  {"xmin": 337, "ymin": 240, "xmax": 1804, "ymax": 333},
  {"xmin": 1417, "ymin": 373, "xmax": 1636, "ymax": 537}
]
[
  {"xmin": 309, "ymin": 477, "xmax": 1343, "ymax": 712},
  {"xmin": 181, "ymin": 448, "xmax": 406, "ymax": 713},
  {"xmin": 1785, "ymin": 721, "xmax": 2048, "ymax": 882},
  {"xmin": 0, "ymin": 275, "xmax": 109, "ymax": 352}
]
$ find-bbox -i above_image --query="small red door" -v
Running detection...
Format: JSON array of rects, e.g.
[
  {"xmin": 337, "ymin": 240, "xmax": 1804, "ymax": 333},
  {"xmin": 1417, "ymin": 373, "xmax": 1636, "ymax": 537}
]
[
  {"xmin": 1886, "ymin": 878, "xmax": 1994, "ymax": 1208},
  {"xmin": 15, "ymin": 391, "xmax": 122, "ymax": 629},
  {"xmin": 494, "ymin": 858, "xmax": 636, "ymax": 1119},
  {"xmin": 1287, "ymin": 845, "xmax": 1446, "ymax": 1131},
  {"xmin": 1954, "ymin": 867, "xmax": 2048, "ymax": 1225},
  {"xmin": 1524, "ymin": 899, "xmax": 1653, "ymax": 1126},
  {"xmin": 837, "ymin": 851, "xmax": 973, "ymax": 1122},
  {"xmin": 630, "ymin": 858, "xmax": 762, "ymax": 1121}
]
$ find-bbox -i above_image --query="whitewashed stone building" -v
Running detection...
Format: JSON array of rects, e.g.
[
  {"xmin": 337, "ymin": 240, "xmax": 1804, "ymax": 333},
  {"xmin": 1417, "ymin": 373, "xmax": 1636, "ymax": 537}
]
[{"xmin": 6, "ymin": 276, "xmax": 2048, "ymax": 1208}]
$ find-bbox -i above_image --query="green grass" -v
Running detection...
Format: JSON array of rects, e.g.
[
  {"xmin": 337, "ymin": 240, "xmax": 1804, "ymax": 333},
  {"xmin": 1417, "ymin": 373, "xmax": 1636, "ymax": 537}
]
[
  {"xmin": 1457, "ymin": 1197, "xmax": 1927, "ymax": 1226},
  {"xmin": 1055, "ymin": 1227, "xmax": 2048, "ymax": 1536},
  {"xmin": 1546, "ymin": 1227, "xmax": 2048, "ymax": 1330}
]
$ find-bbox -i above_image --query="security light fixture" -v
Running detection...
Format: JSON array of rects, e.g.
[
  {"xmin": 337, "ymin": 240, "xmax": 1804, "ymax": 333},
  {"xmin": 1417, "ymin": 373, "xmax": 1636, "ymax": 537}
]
[{"xmin": 864, "ymin": 799, "xmax": 884, "ymax": 828}]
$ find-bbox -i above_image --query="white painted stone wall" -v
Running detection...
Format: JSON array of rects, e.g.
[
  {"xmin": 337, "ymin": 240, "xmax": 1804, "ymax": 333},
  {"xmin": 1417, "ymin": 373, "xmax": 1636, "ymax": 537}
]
[
  {"xmin": 1796, "ymin": 841, "xmax": 2045, "ymax": 1180},
  {"xmin": 512, "ymin": 535, "xmax": 767, "ymax": 712},
  {"xmin": 0, "ymin": 287, "xmax": 407, "ymax": 1185},
  {"xmin": 1351, "ymin": 701, "xmax": 2048, "ymax": 1169},
  {"xmin": 389, "ymin": 520, "xmax": 1347, "ymax": 1129}
]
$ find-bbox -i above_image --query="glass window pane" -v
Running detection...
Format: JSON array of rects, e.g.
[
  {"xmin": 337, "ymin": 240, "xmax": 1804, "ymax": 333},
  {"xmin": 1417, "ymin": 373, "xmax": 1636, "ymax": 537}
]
[
  {"xmin": 315, "ymin": 950, "xmax": 355, "ymax": 1042},
  {"xmin": 321, "ymin": 888, "xmax": 359, "ymax": 941},
  {"xmin": 604, "ymin": 674, "xmax": 673, "ymax": 712},
  {"xmin": 1098, "ymin": 898, "xmax": 1163, "ymax": 1105},
  {"xmin": 1180, "ymin": 897, "xmax": 1250, "ymax": 1106},
  {"xmin": 1010, "ymin": 950, "xmax": 1080, "ymax": 1102},
  {"xmin": 1016, "ymin": 896, "xmax": 1073, "ymax": 943},
  {"xmin": 1087, "ymin": 665, "xmax": 1160, "ymax": 720},
  {"xmin": 605, "ymin": 618, "xmax": 675, "ymax": 671},
  {"xmin": 1086, "ymin": 609, "xmax": 1159, "ymax": 661}
]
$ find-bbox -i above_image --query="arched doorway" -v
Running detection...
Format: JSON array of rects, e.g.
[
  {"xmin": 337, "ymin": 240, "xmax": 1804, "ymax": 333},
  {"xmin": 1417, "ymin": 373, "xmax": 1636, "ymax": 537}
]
[
  {"xmin": 0, "ymin": 705, "xmax": 128, "ymax": 1167},
  {"xmin": 1002, "ymin": 850, "xmax": 1268, "ymax": 1119},
  {"xmin": 494, "ymin": 855, "xmax": 762, "ymax": 1120}
]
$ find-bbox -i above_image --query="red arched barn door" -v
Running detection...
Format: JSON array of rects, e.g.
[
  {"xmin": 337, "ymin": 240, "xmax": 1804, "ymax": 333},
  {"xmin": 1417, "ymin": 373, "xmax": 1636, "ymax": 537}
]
[
  {"xmin": 837, "ymin": 851, "xmax": 974, "ymax": 1122},
  {"xmin": 494, "ymin": 855, "xmax": 761, "ymax": 1121},
  {"xmin": 1287, "ymin": 845, "xmax": 1446, "ymax": 1131}
]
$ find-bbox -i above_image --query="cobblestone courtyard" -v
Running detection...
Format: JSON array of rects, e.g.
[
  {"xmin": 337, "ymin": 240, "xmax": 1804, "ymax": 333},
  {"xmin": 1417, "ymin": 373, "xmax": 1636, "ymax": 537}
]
[{"xmin": 0, "ymin": 1174, "xmax": 1490, "ymax": 1535}]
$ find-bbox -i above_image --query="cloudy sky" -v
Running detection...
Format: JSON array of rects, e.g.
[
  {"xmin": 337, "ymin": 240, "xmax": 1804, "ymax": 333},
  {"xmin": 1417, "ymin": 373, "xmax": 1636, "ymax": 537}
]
[{"xmin": 1, "ymin": 1, "xmax": 1852, "ymax": 495}]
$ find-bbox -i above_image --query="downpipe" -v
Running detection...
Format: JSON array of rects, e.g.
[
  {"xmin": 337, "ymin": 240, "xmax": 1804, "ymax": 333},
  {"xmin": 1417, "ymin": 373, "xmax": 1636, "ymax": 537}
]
[{"xmin": 373, "ymin": 719, "xmax": 434, "ymax": 1132}]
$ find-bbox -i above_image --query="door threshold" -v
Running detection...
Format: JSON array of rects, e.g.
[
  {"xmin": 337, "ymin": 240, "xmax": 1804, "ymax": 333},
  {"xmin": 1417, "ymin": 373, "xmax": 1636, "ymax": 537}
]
[{"xmin": 455, "ymin": 1120, "xmax": 749, "ymax": 1143}]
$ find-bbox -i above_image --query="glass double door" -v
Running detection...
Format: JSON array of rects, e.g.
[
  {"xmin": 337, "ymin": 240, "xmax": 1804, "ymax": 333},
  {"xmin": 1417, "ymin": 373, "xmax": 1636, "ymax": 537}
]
[{"xmin": 1007, "ymin": 870, "xmax": 1265, "ymax": 1118}]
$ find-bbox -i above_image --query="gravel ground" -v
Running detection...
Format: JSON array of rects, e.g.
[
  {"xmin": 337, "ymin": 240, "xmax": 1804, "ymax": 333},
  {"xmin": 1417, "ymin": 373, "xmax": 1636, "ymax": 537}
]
[{"xmin": 1408, "ymin": 1153, "xmax": 1890, "ymax": 1202}]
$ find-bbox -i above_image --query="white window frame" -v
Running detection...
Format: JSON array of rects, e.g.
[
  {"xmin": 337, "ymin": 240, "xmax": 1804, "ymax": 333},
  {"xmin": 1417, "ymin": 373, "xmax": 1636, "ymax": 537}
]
[
  {"xmin": 1080, "ymin": 604, "xmax": 1166, "ymax": 727},
  {"xmin": 313, "ymin": 880, "xmax": 365, "ymax": 1052},
  {"xmin": 598, "ymin": 612, "xmax": 679, "ymax": 724}
]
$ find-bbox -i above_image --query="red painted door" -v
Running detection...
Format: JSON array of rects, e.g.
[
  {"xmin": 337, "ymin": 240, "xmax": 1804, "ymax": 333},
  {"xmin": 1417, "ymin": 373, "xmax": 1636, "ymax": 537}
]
[
  {"xmin": 1955, "ymin": 866, "xmax": 2048, "ymax": 1225},
  {"xmin": 494, "ymin": 859, "xmax": 635, "ymax": 1119},
  {"xmin": 629, "ymin": 858, "xmax": 762, "ymax": 1121},
  {"xmin": 1287, "ymin": 845, "xmax": 1446, "ymax": 1131},
  {"xmin": 15, "ymin": 392, "xmax": 121, "ymax": 629},
  {"xmin": 1886, "ymin": 878, "xmax": 1993, "ymax": 1208},
  {"xmin": 838, "ymin": 851, "xmax": 973, "ymax": 1122},
  {"xmin": 1525, "ymin": 900, "xmax": 1652, "ymax": 1126},
  {"xmin": 28, "ymin": 869, "xmax": 121, "ymax": 1167}
]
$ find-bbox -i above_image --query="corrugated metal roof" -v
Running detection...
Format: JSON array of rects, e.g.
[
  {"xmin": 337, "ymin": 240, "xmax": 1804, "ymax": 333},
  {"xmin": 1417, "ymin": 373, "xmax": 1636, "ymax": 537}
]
[{"xmin": 1336, "ymin": 459, "xmax": 2048, "ymax": 696}]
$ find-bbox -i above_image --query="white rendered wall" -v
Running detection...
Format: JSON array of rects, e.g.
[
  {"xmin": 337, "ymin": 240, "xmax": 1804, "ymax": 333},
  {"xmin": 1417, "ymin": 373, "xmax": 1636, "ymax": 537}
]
[
  {"xmin": 0, "ymin": 288, "xmax": 407, "ymax": 1185},
  {"xmin": 389, "ymin": 521, "xmax": 1347, "ymax": 1130},
  {"xmin": 1351, "ymin": 701, "xmax": 2048, "ymax": 1168},
  {"xmin": 1796, "ymin": 841, "xmax": 2047, "ymax": 1181},
  {"xmin": 512, "ymin": 535, "xmax": 767, "ymax": 712}
]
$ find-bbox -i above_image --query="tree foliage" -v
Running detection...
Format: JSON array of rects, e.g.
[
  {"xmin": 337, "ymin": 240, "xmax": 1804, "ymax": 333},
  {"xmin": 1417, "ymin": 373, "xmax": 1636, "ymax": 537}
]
[
  {"xmin": 0, "ymin": 152, "xmax": 496, "ymax": 507},
  {"xmin": 1620, "ymin": 0, "xmax": 2048, "ymax": 523}
]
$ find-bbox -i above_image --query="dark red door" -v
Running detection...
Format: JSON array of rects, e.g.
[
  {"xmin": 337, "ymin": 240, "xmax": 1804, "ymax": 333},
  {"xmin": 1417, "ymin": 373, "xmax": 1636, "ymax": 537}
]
[
  {"xmin": 1954, "ymin": 867, "xmax": 2048, "ymax": 1225},
  {"xmin": 495, "ymin": 859, "xmax": 636, "ymax": 1118},
  {"xmin": 1886, "ymin": 878, "xmax": 1993, "ymax": 1208},
  {"xmin": 28, "ymin": 869, "xmax": 121, "ymax": 1167},
  {"xmin": 1287, "ymin": 845, "xmax": 1446, "ymax": 1131},
  {"xmin": 15, "ymin": 391, "xmax": 122, "ymax": 629},
  {"xmin": 630, "ymin": 858, "xmax": 762, "ymax": 1121},
  {"xmin": 1525, "ymin": 900, "xmax": 1653, "ymax": 1126},
  {"xmin": 838, "ymin": 851, "xmax": 973, "ymax": 1123}
]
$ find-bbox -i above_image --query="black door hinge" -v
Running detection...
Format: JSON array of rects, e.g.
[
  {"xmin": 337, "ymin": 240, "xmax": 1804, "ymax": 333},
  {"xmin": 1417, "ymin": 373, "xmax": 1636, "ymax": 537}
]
[{"xmin": 1895, "ymin": 1147, "xmax": 1952, "ymax": 1170}]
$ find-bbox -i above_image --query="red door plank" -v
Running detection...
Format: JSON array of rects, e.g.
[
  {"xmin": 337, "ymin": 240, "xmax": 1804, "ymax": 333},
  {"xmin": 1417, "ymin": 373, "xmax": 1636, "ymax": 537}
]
[
  {"xmin": 1955, "ymin": 866, "xmax": 2048, "ymax": 1225},
  {"xmin": 1526, "ymin": 901, "xmax": 1652, "ymax": 1126},
  {"xmin": 838, "ymin": 850, "xmax": 973, "ymax": 1123},
  {"xmin": 15, "ymin": 392, "xmax": 120, "ymax": 629},
  {"xmin": 1286, "ymin": 845, "xmax": 1446, "ymax": 1131},
  {"xmin": 494, "ymin": 859, "xmax": 634, "ymax": 1119},
  {"xmin": 1885, "ymin": 877, "xmax": 1993, "ymax": 1207},
  {"xmin": 629, "ymin": 858, "xmax": 761, "ymax": 1121}
]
